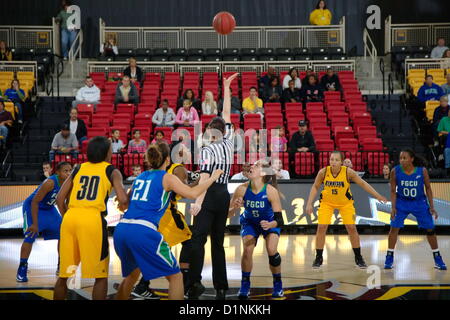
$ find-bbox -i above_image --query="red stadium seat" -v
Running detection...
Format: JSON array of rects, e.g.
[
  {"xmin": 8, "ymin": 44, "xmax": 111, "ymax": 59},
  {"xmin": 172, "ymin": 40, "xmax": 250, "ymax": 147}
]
[
  {"xmin": 334, "ymin": 126, "xmax": 355, "ymax": 144},
  {"xmin": 337, "ymin": 138, "xmax": 359, "ymax": 152},
  {"xmin": 325, "ymin": 101, "xmax": 346, "ymax": 113},
  {"xmin": 324, "ymin": 91, "xmax": 341, "ymax": 102},
  {"xmin": 123, "ymin": 153, "xmax": 145, "ymax": 177},
  {"xmin": 315, "ymin": 139, "xmax": 335, "ymax": 151},
  {"xmin": 295, "ymin": 153, "xmax": 315, "ymax": 176},
  {"xmin": 87, "ymin": 127, "xmax": 107, "ymax": 138},
  {"xmin": 367, "ymin": 152, "xmax": 390, "ymax": 176},
  {"xmin": 96, "ymin": 103, "xmax": 114, "ymax": 114},
  {"xmin": 285, "ymin": 103, "xmax": 303, "ymax": 113},
  {"xmin": 360, "ymin": 138, "xmax": 383, "ymax": 151},
  {"xmin": 135, "ymin": 113, "xmax": 153, "ymax": 127},
  {"xmin": 311, "ymin": 126, "xmax": 331, "ymax": 139},
  {"xmin": 357, "ymin": 126, "xmax": 378, "ymax": 140},
  {"xmin": 305, "ymin": 102, "xmax": 324, "ymax": 113}
]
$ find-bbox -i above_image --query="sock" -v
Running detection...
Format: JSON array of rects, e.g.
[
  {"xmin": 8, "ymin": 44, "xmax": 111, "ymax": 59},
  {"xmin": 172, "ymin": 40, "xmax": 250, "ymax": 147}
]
[
  {"xmin": 181, "ymin": 268, "xmax": 189, "ymax": 287},
  {"xmin": 353, "ymin": 247, "xmax": 362, "ymax": 258},
  {"xmin": 316, "ymin": 249, "xmax": 323, "ymax": 258},
  {"xmin": 432, "ymin": 249, "xmax": 441, "ymax": 258},
  {"xmin": 19, "ymin": 258, "xmax": 28, "ymax": 267},
  {"xmin": 387, "ymin": 249, "xmax": 394, "ymax": 257},
  {"xmin": 272, "ymin": 273, "xmax": 282, "ymax": 283},
  {"xmin": 242, "ymin": 272, "xmax": 251, "ymax": 282}
]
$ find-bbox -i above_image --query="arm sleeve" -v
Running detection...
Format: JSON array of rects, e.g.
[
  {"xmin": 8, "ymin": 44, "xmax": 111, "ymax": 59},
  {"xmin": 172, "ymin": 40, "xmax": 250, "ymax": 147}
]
[
  {"xmin": 282, "ymin": 75, "xmax": 290, "ymax": 89},
  {"xmin": 72, "ymin": 135, "xmax": 79, "ymax": 148},
  {"xmin": 167, "ymin": 109, "xmax": 176, "ymax": 125},
  {"xmin": 309, "ymin": 10, "xmax": 316, "ymax": 25},
  {"xmin": 113, "ymin": 46, "xmax": 118, "ymax": 55},
  {"xmin": 99, "ymin": 44, "xmax": 104, "ymax": 54},
  {"xmin": 199, "ymin": 147, "xmax": 214, "ymax": 174},
  {"xmin": 51, "ymin": 134, "xmax": 58, "ymax": 148},
  {"xmin": 75, "ymin": 88, "xmax": 83, "ymax": 101},
  {"xmin": 152, "ymin": 110, "xmax": 161, "ymax": 125},
  {"xmin": 79, "ymin": 120, "xmax": 87, "ymax": 137},
  {"xmin": 175, "ymin": 109, "xmax": 183, "ymax": 124},
  {"xmin": 93, "ymin": 87, "xmax": 101, "ymax": 102}
]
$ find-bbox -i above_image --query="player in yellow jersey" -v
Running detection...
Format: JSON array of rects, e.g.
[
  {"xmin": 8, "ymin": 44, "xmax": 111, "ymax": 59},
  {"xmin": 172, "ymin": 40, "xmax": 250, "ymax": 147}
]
[
  {"xmin": 306, "ymin": 151, "xmax": 387, "ymax": 269},
  {"xmin": 53, "ymin": 136, "xmax": 128, "ymax": 300}
]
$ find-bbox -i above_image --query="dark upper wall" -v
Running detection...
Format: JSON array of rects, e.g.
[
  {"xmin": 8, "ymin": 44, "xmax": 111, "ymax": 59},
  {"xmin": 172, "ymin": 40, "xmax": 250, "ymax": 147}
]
[{"xmin": 0, "ymin": 0, "xmax": 448, "ymax": 57}]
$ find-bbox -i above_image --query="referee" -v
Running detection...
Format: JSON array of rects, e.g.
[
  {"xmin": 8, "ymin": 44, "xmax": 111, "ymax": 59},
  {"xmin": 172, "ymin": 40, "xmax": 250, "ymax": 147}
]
[{"xmin": 184, "ymin": 73, "xmax": 238, "ymax": 300}]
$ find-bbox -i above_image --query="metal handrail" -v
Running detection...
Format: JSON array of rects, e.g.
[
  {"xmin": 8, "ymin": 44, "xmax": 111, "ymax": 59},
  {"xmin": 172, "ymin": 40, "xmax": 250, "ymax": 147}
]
[
  {"xmin": 380, "ymin": 58, "xmax": 385, "ymax": 97},
  {"xmin": 363, "ymin": 28, "xmax": 377, "ymax": 78},
  {"xmin": 69, "ymin": 29, "xmax": 83, "ymax": 79}
]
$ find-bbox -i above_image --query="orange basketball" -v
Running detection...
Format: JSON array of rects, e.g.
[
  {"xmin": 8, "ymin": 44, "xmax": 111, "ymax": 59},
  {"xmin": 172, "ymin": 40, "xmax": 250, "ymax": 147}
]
[{"xmin": 212, "ymin": 11, "xmax": 236, "ymax": 35}]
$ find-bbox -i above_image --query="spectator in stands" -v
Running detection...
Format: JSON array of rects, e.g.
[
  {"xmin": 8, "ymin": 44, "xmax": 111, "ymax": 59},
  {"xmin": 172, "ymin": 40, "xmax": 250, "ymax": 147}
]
[
  {"xmin": 417, "ymin": 75, "xmax": 444, "ymax": 103},
  {"xmin": 151, "ymin": 130, "xmax": 165, "ymax": 145},
  {"xmin": 302, "ymin": 74, "xmax": 324, "ymax": 102},
  {"xmin": 442, "ymin": 49, "xmax": 450, "ymax": 59},
  {"xmin": 0, "ymin": 101, "xmax": 13, "ymax": 149},
  {"xmin": 175, "ymin": 99, "xmax": 199, "ymax": 127},
  {"xmin": 231, "ymin": 163, "xmax": 251, "ymax": 181},
  {"xmin": 56, "ymin": 0, "xmax": 79, "ymax": 60},
  {"xmin": 109, "ymin": 129, "xmax": 124, "ymax": 153},
  {"xmin": 263, "ymin": 76, "xmax": 283, "ymax": 103},
  {"xmin": 72, "ymin": 76, "xmax": 101, "ymax": 109},
  {"xmin": 431, "ymin": 38, "xmax": 449, "ymax": 59},
  {"xmin": 115, "ymin": 75, "xmax": 139, "ymax": 105},
  {"xmin": 382, "ymin": 163, "xmax": 392, "ymax": 180},
  {"xmin": 0, "ymin": 41, "xmax": 12, "ymax": 61},
  {"xmin": 310, "ymin": 0, "xmax": 332, "ymax": 26},
  {"xmin": 288, "ymin": 120, "xmax": 316, "ymax": 153},
  {"xmin": 123, "ymin": 57, "xmax": 144, "ymax": 85},
  {"xmin": 64, "ymin": 107, "xmax": 87, "ymax": 144},
  {"xmin": 441, "ymin": 74, "xmax": 450, "ymax": 96},
  {"xmin": 218, "ymin": 87, "xmax": 242, "ymax": 114},
  {"xmin": 100, "ymin": 34, "xmax": 118, "ymax": 59},
  {"xmin": 242, "ymin": 87, "xmax": 264, "ymax": 118},
  {"xmin": 302, "ymin": 68, "xmax": 315, "ymax": 87},
  {"xmin": 432, "ymin": 96, "xmax": 450, "ymax": 135},
  {"xmin": 126, "ymin": 164, "xmax": 142, "ymax": 182},
  {"xmin": 270, "ymin": 125, "xmax": 288, "ymax": 153},
  {"xmin": 271, "ymin": 158, "xmax": 290, "ymax": 180},
  {"xmin": 178, "ymin": 89, "xmax": 200, "ymax": 110},
  {"xmin": 444, "ymin": 135, "xmax": 450, "ymax": 177},
  {"xmin": 5, "ymin": 79, "xmax": 26, "ymax": 124},
  {"xmin": 320, "ymin": 67, "xmax": 341, "ymax": 92},
  {"xmin": 282, "ymin": 79, "xmax": 302, "ymax": 103},
  {"xmin": 259, "ymin": 67, "xmax": 276, "ymax": 89},
  {"xmin": 127, "ymin": 129, "xmax": 147, "ymax": 154},
  {"xmin": 282, "ymin": 68, "xmax": 301, "ymax": 90},
  {"xmin": 202, "ymin": 90, "xmax": 218, "ymax": 115},
  {"xmin": 343, "ymin": 158, "xmax": 365, "ymax": 177},
  {"xmin": 152, "ymin": 99, "xmax": 176, "ymax": 127},
  {"xmin": 49, "ymin": 124, "xmax": 79, "ymax": 161},
  {"xmin": 38, "ymin": 161, "xmax": 53, "ymax": 182}
]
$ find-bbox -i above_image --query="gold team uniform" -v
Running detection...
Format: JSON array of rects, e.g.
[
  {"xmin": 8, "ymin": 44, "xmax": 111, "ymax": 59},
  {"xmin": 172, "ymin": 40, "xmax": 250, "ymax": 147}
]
[
  {"xmin": 318, "ymin": 166, "xmax": 356, "ymax": 225},
  {"xmin": 158, "ymin": 163, "xmax": 192, "ymax": 247},
  {"xmin": 59, "ymin": 162, "xmax": 114, "ymax": 279}
]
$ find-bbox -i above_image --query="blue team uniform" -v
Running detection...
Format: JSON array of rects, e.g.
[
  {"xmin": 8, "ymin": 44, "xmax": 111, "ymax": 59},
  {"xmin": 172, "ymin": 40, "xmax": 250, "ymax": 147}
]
[
  {"xmin": 391, "ymin": 166, "xmax": 434, "ymax": 230},
  {"xmin": 22, "ymin": 175, "xmax": 62, "ymax": 243},
  {"xmin": 113, "ymin": 170, "xmax": 180, "ymax": 280},
  {"xmin": 240, "ymin": 183, "xmax": 280, "ymax": 239}
]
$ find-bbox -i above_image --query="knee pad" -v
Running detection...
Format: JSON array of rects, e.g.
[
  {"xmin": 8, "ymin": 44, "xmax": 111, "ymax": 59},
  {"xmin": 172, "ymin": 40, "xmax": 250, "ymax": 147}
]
[
  {"xmin": 426, "ymin": 229, "xmax": 436, "ymax": 236},
  {"xmin": 269, "ymin": 253, "xmax": 281, "ymax": 267}
]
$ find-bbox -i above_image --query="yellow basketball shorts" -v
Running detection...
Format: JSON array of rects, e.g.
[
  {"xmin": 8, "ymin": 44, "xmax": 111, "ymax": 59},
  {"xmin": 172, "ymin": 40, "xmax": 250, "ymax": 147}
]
[
  {"xmin": 59, "ymin": 208, "xmax": 109, "ymax": 279},
  {"xmin": 317, "ymin": 201, "xmax": 356, "ymax": 225},
  {"xmin": 158, "ymin": 208, "xmax": 192, "ymax": 247}
]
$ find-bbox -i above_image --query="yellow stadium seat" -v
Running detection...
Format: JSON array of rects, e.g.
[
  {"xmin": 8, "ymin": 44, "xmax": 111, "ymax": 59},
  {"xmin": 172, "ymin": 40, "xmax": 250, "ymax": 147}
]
[
  {"xmin": 0, "ymin": 72, "xmax": 14, "ymax": 82},
  {"xmin": 425, "ymin": 101, "xmax": 440, "ymax": 121},
  {"xmin": 427, "ymin": 69, "xmax": 445, "ymax": 78},
  {"xmin": 408, "ymin": 69, "xmax": 425, "ymax": 79},
  {"xmin": 16, "ymin": 72, "xmax": 35, "ymax": 82},
  {"xmin": 3, "ymin": 101, "xmax": 16, "ymax": 121},
  {"xmin": 434, "ymin": 79, "xmax": 446, "ymax": 86}
]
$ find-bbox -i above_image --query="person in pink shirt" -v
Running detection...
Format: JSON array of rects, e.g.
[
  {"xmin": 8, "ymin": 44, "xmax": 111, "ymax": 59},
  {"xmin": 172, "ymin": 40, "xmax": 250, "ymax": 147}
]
[
  {"xmin": 271, "ymin": 125, "xmax": 288, "ymax": 153},
  {"xmin": 127, "ymin": 129, "xmax": 147, "ymax": 153},
  {"xmin": 176, "ymin": 99, "xmax": 199, "ymax": 127}
]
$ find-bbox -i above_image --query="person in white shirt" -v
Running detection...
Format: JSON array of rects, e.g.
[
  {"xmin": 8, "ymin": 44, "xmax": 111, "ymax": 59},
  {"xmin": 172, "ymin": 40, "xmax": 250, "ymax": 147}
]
[
  {"xmin": 126, "ymin": 164, "xmax": 142, "ymax": 182},
  {"xmin": 202, "ymin": 91, "xmax": 218, "ymax": 115},
  {"xmin": 282, "ymin": 68, "xmax": 302, "ymax": 90},
  {"xmin": 431, "ymin": 38, "xmax": 449, "ymax": 59},
  {"xmin": 343, "ymin": 158, "xmax": 365, "ymax": 177},
  {"xmin": 72, "ymin": 76, "xmax": 101, "ymax": 109},
  {"xmin": 271, "ymin": 158, "xmax": 290, "ymax": 180},
  {"xmin": 231, "ymin": 163, "xmax": 251, "ymax": 180},
  {"xmin": 109, "ymin": 129, "xmax": 125, "ymax": 153},
  {"xmin": 152, "ymin": 99, "xmax": 176, "ymax": 127}
]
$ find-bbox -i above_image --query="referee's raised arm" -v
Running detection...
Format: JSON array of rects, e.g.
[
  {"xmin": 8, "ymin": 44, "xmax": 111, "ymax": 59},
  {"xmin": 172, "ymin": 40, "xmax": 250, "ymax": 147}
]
[{"xmin": 222, "ymin": 73, "xmax": 239, "ymax": 125}]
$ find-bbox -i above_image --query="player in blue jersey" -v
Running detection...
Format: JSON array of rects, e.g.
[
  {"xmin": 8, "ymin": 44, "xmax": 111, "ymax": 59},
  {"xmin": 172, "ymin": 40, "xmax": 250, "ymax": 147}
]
[
  {"xmin": 385, "ymin": 149, "xmax": 447, "ymax": 270},
  {"xmin": 16, "ymin": 162, "xmax": 72, "ymax": 282},
  {"xmin": 113, "ymin": 142, "xmax": 223, "ymax": 300},
  {"xmin": 229, "ymin": 159, "xmax": 284, "ymax": 299}
]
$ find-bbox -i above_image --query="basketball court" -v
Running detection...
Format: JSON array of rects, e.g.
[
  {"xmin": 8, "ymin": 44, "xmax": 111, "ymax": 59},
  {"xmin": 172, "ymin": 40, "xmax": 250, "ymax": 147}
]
[{"xmin": 1, "ymin": 234, "xmax": 449, "ymax": 300}]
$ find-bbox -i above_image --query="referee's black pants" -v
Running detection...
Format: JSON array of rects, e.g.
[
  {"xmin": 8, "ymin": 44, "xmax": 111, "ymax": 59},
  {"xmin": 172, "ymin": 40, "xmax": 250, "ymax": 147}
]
[{"xmin": 185, "ymin": 183, "xmax": 230, "ymax": 290}]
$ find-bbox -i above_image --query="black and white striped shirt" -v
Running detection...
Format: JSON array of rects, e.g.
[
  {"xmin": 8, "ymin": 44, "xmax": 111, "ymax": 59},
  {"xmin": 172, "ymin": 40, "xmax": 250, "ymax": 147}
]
[{"xmin": 199, "ymin": 123, "xmax": 234, "ymax": 185}]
